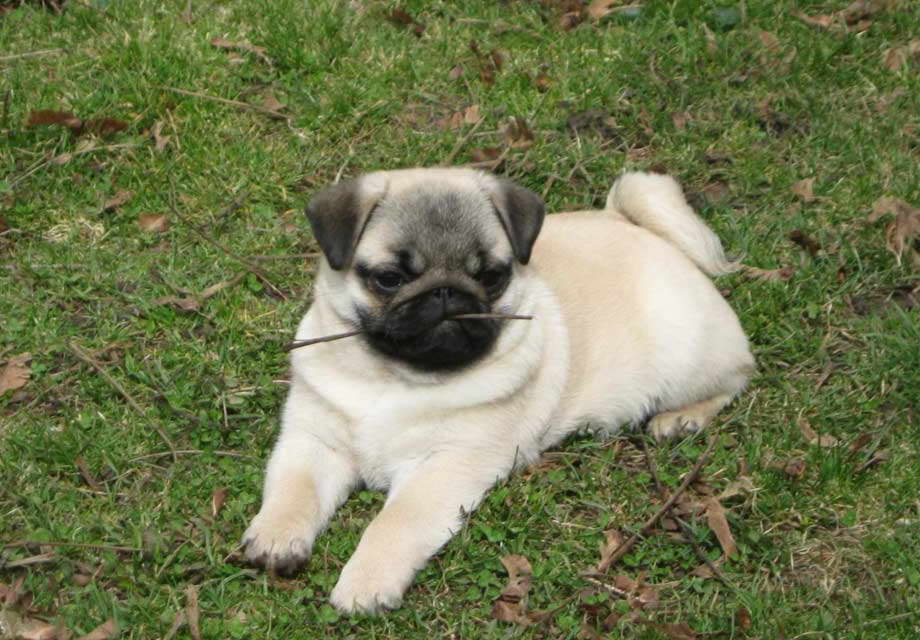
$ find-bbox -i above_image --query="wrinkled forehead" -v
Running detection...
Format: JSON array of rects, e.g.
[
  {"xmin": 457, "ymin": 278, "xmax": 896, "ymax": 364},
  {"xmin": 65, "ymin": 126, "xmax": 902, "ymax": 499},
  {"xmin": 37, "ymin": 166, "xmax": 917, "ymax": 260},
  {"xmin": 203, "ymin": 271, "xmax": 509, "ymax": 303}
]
[{"xmin": 355, "ymin": 187, "xmax": 513, "ymax": 270}]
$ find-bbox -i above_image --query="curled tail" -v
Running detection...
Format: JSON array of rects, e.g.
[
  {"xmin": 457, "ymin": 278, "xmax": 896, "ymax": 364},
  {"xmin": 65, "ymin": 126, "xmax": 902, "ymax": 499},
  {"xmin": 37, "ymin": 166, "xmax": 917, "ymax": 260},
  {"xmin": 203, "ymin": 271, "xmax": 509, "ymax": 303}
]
[{"xmin": 605, "ymin": 171, "xmax": 739, "ymax": 276}]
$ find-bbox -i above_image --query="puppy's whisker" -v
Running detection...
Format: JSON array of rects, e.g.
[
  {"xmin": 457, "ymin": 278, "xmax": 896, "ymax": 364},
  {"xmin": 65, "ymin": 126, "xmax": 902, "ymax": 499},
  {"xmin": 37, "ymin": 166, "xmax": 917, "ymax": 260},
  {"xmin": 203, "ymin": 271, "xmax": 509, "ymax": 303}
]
[{"xmin": 284, "ymin": 314, "xmax": 533, "ymax": 352}]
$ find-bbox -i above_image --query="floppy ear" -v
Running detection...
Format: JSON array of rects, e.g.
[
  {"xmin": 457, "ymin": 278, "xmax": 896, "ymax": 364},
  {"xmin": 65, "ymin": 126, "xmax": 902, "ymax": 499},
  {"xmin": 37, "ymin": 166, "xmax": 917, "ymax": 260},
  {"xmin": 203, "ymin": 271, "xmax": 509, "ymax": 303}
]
[
  {"xmin": 305, "ymin": 176, "xmax": 386, "ymax": 270},
  {"xmin": 485, "ymin": 177, "xmax": 546, "ymax": 264}
]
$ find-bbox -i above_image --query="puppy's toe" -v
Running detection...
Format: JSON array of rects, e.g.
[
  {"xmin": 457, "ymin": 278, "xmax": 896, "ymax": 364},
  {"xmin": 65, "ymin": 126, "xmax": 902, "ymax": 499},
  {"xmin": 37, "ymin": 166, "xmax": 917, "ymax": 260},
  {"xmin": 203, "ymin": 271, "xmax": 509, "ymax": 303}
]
[
  {"xmin": 647, "ymin": 412, "xmax": 702, "ymax": 442},
  {"xmin": 242, "ymin": 518, "xmax": 312, "ymax": 576},
  {"xmin": 330, "ymin": 561, "xmax": 408, "ymax": 614}
]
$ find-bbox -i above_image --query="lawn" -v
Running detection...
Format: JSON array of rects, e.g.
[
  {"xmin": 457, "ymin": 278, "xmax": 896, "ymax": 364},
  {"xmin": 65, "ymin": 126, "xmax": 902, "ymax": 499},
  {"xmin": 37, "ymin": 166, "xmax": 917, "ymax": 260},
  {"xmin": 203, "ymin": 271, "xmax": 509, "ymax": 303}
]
[{"xmin": 1, "ymin": 0, "xmax": 919, "ymax": 638}]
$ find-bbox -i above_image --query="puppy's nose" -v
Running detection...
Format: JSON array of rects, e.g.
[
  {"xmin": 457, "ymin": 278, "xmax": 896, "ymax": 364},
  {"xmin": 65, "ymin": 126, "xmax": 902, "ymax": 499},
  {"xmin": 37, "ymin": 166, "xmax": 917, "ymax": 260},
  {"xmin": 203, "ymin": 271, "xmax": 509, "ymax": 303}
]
[{"xmin": 432, "ymin": 287, "xmax": 476, "ymax": 316}]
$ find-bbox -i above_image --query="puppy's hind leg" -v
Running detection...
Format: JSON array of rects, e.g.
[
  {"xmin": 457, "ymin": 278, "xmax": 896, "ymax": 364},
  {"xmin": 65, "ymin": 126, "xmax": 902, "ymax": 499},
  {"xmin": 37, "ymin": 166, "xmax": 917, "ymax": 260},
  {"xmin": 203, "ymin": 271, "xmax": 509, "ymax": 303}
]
[{"xmin": 647, "ymin": 393, "xmax": 733, "ymax": 442}]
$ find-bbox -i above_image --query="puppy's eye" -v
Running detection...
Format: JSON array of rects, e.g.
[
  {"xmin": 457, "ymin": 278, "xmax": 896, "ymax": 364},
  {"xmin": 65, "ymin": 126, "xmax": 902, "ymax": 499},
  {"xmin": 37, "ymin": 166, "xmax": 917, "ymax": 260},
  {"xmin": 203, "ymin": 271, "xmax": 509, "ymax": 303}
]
[
  {"xmin": 476, "ymin": 268, "xmax": 509, "ymax": 290},
  {"xmin": 373, "ymin": 270, "xmax": 404, "ymax": 291}
]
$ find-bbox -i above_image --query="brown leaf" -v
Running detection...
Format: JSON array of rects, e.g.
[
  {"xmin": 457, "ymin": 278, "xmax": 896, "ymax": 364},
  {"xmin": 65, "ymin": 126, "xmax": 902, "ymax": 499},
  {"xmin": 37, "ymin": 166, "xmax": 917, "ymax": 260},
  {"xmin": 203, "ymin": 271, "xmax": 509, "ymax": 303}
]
[
  {"xmin": 791, "ymin": 177, "xmax": 815, "ymax": 202},
  {"xmin": 718, "ymin": 476, "xmax": 756, "ymax": 501},
  {"xmin": 757, "ymin": 30, "xmax": 781, "ymax": 52},
  {"xmin": 211, "ymin": 487, "xmax": 229, "ymax": 518},
  {"xmin": 743, "ymin": 265, "xmax": 795, "ymax": 281},
  {"xmin": 8, "ymin": 614, "xmax": 61, "ymax": 640},
  {"xmin": 77, "ymin": 618, "xmax": 118, "ymax": 640},
  {"xmin": 690, "ymin": 563, "xmax": 715, "ymax": 579},
  {"xmin": 448, "ymin": 64, "xmax": 464, "ymax": 80},
  {"xmin": 704, "ymin": 497, "xmax": 736, "ymax": 559},
  {"xmin": 787, "ymin": 229, "xmax": 821, "ymax": 257},
  {"xmin": 596, "ymin": 528, "xmax": 623, "ymax": 572},
  {"xmin": 385, "ymin": 8, "xmax": 424, "ymax": 37},
  {"xmin": 794, "ymin": 11, "xmax": 836, "ymax": 29},
  {"xmin": 261, "ymin": 92, "xmax": 285, "ymax": 114},
  {"xmin": 559, "ymin": 11, "xmax": 584, "ymax": 30},
  {"xmin": 0, "ymin": 353, "xmax": 31, "ymax": 395},
  {"xmin": 185, "ymin": 585, "xmax": 201, "ymax": 640},
  {"xmin": 0, "ymin": 216, "xmax": 8, "ymax": 233},
  {"xmin": 138, "ymin": 214, "xmax": 169, "ymax": 233},
  {"xmin": 637, "ymin": 618, "xmax": 699, "ymax": 640},
  {"xmin": 847, "ymin": 433, "xmax": 874, "ymax": 457},
  {"xmin": 469, "ymin": 147, "xmax": 503, "ymax": 167},
  {"xmin": 671, "ymin": 111, "xmax": 690, "ymax": 131},
  {"xmin": 210, "ymin": 37, "xmax": 271, "ymax": 65},
  {"xmin": 491, "ymin": 555, "xmax": 534, "ymax": 626},
  {"xmin": 153, "ymin": 296, "xmax": 200, "ymax": 312},
  {"xmin": 27, "ymin": 109, "xmax": 83, "ymax": 132},
  {"xmin": 85, "ymin": 117, "xmax": 128, "ymax": 137},
  {"xmin": 783, "ymin": 458, "xmax": 807, "ymax": 478},
  {"xmin": 504, "ymin": 117, "xmax": 534, "ymax": 150},
  {"xmin": 736, "ymin": 606, "xmax": 752, "ymax": 631},
  {"xmin": 151, "ymin": 121, "xmax": 170, "ymax": 151},
  {"xmin": 103, "ymin": 190, "xmax": 133, "ymax": 213},
  {"xmin": 700, "ymin": 181, "xmax": 730, "ymax": 205},
  {"xmin": 870, "ymin": 196, "xmax": 920, "ymax": 265},
  {"xmin": 587, "ymin": 0, "xmax": 621, "ymax": 21},
  {"xmin": 882, "ymin": 41, "xmax": 919, "ymax": 71},
  {"xmin": 857, "ymin": 449, "xmax": 890, "ymax": 473},
  {"xmin": 799, "ymin": 419, "xmax": 839, "ymax": 447},
  {"xmin": 534, "ymin": 73, "xmax": 552, "ymax": 92}
]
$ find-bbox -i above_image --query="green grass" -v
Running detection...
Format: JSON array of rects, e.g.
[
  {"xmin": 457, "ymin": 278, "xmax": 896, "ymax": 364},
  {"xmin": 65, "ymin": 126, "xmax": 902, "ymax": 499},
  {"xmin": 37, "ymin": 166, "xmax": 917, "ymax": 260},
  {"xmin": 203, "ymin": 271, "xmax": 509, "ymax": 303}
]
[{"xmin": 2, "ymin": 0, "xmax": 919, "ymax": 637}]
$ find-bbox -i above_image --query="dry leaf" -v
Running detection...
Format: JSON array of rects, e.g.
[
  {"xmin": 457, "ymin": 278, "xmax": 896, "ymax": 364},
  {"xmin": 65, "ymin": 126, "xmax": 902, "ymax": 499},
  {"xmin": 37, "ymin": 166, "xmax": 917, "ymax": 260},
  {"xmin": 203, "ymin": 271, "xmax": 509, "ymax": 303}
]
[
  {"xmin": 103, "ymin": 190, "xmax": 133, "ymax": 213},
  {"xmin": 185, "ymin": 585, "xmax": 201, "ymax": 640},
  {"xmin": 690, "ymin": 563, "xmax": 715, "ymax": 579},
  {"xmin": 671, "ymin": 111, "xmax": 690, "ymax": 131},
  {"xmin": 883, "ymin": 41, "xmax": 919, "ymax": 71},
  {"xmin": 700, "ymin": 181, "xmax": 730, "ymax": 205},
  {"xmin": 870, "ymin": 196, "xmax": 920, "ymax": 265},
  {"xmin": 794, "ymin": 11, "xmax": 836, "ymax": 29},
  {"xmin": 504, "ymin": 116, "xmax": 534, "ymax": 150},
  {"xmin": 211, "ymin": 487, "xmax": 229, "ymax": 518},
  {"xmin": 787, "ymin": 229, "xmax": 821, "ymax": 257},
  {"xmin": 261, "ymin": 92, "xmax": 285, "ymax": 113},
  {"xmin": 77, "ymin": 618, "xmax": 118, "ymax": 640},
  {"xmin": 152, "ymin": 296, "xmax": 200, "ymax": 312},
  {"xmin": 637, "ymin": 619, "xmax": 699, "ymax": 640},
  {"xmin": 783, "ymin": 458, "xmax": 807, "ymax": 478},
  {"xmin": 85, "ymin": 117, "xmax": 128, "ymax": 137},
  {"xmin": 719, "ymin": 476, "xmax": 756, "ymax": 501},
  {"xmin": 151, "ymin": 121, "xmax": 170, "ymax": 151},
  {"xmin": 735, "ymin": 606, "xmax": 752, "ymax": 631},
  {"xmin": 847, "ymin": 433, "xmax": 874, "ymax": 457},
  {"xmin": 385, "ymin": 8, "xmax": 424, "ymax": 37},
  {"xmin": 210, "ymin": 37, "xmax": 271, "ymax": 64},
  {"xmin": 799, "ymin": 419, "xmax": 839, "ymax": 447},
  {"xmin": 534, "ymin": 73, "xmax": 551, "ymax": 92},
  {"xmin": 743, "ymin": 265, "xmax": 795, "ymax": 281},
  {"xmin": 491, "ymin": 555, "xmax": 535, "ymax": 626},
  {"xmin": 587, "ymin": 0, "xmax": 621, "ymax": 20},
  {"xmin": 758, "ymin": 30, "xmax": 781, "ymax": 52},
  {"xmin": 704, "ymin": 497, "xmax": 736, "ymax": 559},
  {"xmin": 448, "ymin": 65, "xmax": 463, "ymax": 80},
  {"xmin": 791, "ymin": 177, "xmax": 815, "ymax": 202},
  {"xmin": 2, "ymin": 612, "xmax": 61, "ymax": 640},
  {"xmin": 138, "ymin": 214, "xmax": 169, "ymax": 233},
  {"xmin": 27, "ymin": 109, "xmax": 83, "ymax": 132},
  {"xmin": 596, "ymin": 528, "xmax": 623, "ymax": 572},
  {"xmin": 0, "ymin": 353, "xmax": 31, "ymax": 395},
  {"xmin": 857, "ymin": 449, "xmax": 890, "ymax": 472}
]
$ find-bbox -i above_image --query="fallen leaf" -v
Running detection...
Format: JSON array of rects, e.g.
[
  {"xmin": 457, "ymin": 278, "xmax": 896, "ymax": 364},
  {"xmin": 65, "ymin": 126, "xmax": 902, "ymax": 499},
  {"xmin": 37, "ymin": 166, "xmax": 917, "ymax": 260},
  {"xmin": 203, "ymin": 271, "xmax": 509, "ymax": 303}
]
[
  {"xmin": 85, "ymin": 117, "xmax": 128, "ymax": 137},
  {"xmin": 469, "ymin": 147, "xmax": 503, "ymax": 168},
  {"xmin": 783, "ymin": 458, "xmax": 807, "ymax": 479},
  {"xmin": 857, "ymin": 449, "xmax": 890, "ymax": 473},
  {"xmin": 211, "ymin": 487, "xmax": 229, "ymax": 518},
  {"xmin": 587, "ymin": 0, "xmax": 621, "ymax": 21},
  {"xmin": 735, "ymin": 606, "xmax": 752, "ymax": 631},
  {"xmin": 704, "ymin": 497, "xmax": 736, "ymax": 559},
  {"xmin": 26, "ymin": 109, "xmax": 82, "ymax": 132},
  {"xmin": 743, "ymin": 265, "xmax": 795, "ymax": 281},
  {"xmin": 152, "ymin": 296, "xmax": 200, "ymax": 312},
  {"xmin": 533, "ymin": 73, "xmax": 552, "ymax": 92},
  {"xmin": 151, "ymin": 121, "xmax": 170, "ymax": 151},
  {"xmin": 799, "ymin": 419, "xmax": 839, "ymax": 447},
  {"xmin": 791, "ymin": 177, "xmax": 815, "ymax": 202},
  {"xmin": 261, "ymin": 92, "xmax": 285, "ymax": 114},
  {"xmin": 102, "ymin": 190, "xmax": 133, "ymax": 213},
  {"xmin": 385, "ymin": 8, "xmax": 424, "ymax": 37},
  {"xmin": 138, "ymin": 213, "xmax": 169, "ymax": 233},
  {"xmin": 0, "ymin": 353, "xmax": 31, "ymax": 395},
  {"xmin": 595, "ymin": 528, "xmax": 623, "ymax": 572},
  {"xmin": 0, "ymin": 216, "xmax": 8, "ymax": 233},
  {"xmin": 719, "ymin": 476, "xmax": 756, "ymax": 501},
  {"xmin": 448, "ymin": 64, "xmax": 463, "ymax": 80},
  {"xmin": 185, "ymin": 585, "xmax": 201, "ymax": 640},
  {"xmin": 637, "ymin": 618, "xmax": 699, "ymax": 640},
  {"xmin": 491, "ymin": 555, "xmax": 535, "ymax": 626},
  {"xmin": 787, "ymin": 229, "xmax": 821, "ymax": 257},
  {"xmin": 882, "ymin": 41, "xmax": 919, "ymax": 71},
  {"xmin": 870, "ymin": 196, "xmax": 920, "ymax": 265},
  {"xmin": 758, "ymin": 30, "xmax": 781, "ymax": 52},
  {"xmin": 1, "ymin": 611, "xmax": 61, "ymax": 640},
  {"xmin": 690, "ymin": 563, "xmax": 715, "ymax": 579},
  {"xmin": 671, "ymin": 111, "xmax": 690, "ymax": 131},
  {"xmin": 504, "ymin": 116, "xmax": 534, "ymax": 149},
  {"xmin": 794, "ymin": 11, "xmax": 836, "ymax": 29},
  {"xmin": 77, "ymin": 618, "xmax": 118, "ymax": 640},
  {"xmin": 847, "ymin": 433, "xmax": 874, "ymax": 457},
  {"xmin": 210, "ymin": 37, "xmax": 271, "ymax": 64}
]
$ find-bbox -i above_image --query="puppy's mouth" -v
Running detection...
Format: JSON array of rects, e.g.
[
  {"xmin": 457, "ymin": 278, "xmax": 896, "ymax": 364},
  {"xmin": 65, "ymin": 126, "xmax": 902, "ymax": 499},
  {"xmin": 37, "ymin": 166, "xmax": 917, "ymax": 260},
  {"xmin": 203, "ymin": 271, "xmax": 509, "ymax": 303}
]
[{"xmin": 359, "ymin": 287, "xmax": 501, "ymax": 372}]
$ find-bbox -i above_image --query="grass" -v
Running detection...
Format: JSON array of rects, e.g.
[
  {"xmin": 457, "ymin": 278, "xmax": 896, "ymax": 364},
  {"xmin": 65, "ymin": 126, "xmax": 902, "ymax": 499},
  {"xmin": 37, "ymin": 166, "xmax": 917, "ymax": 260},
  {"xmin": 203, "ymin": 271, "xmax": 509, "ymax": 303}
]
[{"xmin": 1, "ymin": 0, "xmax": 919, "ymax": 637}]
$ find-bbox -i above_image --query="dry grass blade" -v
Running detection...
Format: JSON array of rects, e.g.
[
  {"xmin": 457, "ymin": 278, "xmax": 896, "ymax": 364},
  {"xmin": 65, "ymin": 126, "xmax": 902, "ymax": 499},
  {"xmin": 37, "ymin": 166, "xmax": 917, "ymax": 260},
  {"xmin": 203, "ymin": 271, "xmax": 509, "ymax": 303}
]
[{"xmin": 185, "ymin": 585, "xmax": 201, "ymax": 640}]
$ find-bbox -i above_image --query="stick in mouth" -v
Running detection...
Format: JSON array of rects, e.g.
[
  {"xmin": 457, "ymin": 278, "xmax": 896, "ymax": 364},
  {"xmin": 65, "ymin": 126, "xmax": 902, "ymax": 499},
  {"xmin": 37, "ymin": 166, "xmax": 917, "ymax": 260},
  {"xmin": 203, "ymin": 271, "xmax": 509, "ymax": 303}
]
[{"xmin": 284, "ymin": 313, "xmax": 533, "ymax": 352}]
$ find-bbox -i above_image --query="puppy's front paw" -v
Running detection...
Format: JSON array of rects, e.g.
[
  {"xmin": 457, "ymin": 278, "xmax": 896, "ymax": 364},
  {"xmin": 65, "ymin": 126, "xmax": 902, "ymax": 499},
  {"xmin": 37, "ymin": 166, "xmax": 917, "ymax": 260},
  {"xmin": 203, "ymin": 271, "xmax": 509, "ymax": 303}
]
[
  {"xmin": 329, "ymin": 556, "xmax": 410, "ymax": 614},
  {"xmin": 242, "ymin": 512, "xmax": 313, "ymax": 576},
  {"xmin": 647, "ymin": 411, "xmax": 702, "ymax": 441}
]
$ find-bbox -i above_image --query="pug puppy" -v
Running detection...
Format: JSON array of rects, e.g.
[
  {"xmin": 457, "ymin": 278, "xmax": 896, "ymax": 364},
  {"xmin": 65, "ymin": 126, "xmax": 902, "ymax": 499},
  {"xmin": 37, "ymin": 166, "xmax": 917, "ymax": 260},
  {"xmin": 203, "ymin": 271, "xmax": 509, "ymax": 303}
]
[{"xmin": 243, "ymin": 168, "xmax": 754, "ymax": 613}]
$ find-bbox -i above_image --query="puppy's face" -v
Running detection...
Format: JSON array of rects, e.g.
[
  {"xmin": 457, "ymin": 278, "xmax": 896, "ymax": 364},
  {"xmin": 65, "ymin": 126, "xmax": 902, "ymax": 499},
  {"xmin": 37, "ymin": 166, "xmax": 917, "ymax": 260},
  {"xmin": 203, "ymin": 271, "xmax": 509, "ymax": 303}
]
[{"xmin": 306, "ymin": 169, "xmax": 545, "ymax": 372}]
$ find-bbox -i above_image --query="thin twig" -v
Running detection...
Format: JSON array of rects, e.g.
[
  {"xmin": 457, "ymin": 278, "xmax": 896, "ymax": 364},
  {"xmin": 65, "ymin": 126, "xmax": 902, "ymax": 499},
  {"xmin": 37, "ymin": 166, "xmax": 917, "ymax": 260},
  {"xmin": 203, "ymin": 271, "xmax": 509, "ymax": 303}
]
[
  {"xmin": 1, "ymin": 552, "xmax": 57, "ymax": 569},
  {"xmin": 4, "ymin": 540, "xmax": 144, "ymax": 553},
  {"xmin": 160, "ymin": 86, "xmax": 291, "ymax": 121},
  {"xmin": 588, "ymin": 435, "xmax": 719, "ymax": 575},
  {"xmin": 284, "ymin": 313, "xmax": 533, "ymax": 352},
  {"xmin": 167, "ymin": 194, "xmax": 288, "ymax": 301},
  {"xmin": 250, "ymin": 253, "xmax": 320, "ymax": 261},
  {"xmin": 129, "ymin": 449, "xmax": 257, "ymax": 462},
  {"xmin": 859, "ymin": 611, "xmax": 919, "ymax": 628},
  {"xmin": 0, "ymin": 49, "xmax": 63, "ymax": 63},
  {"xmin": 442, "ymin": 116, "xmax": 487, "ymax": 166},
  {"xmin": 69, "ymin": 343, "xmax": 178, "ymax": 461}
]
